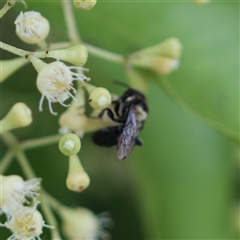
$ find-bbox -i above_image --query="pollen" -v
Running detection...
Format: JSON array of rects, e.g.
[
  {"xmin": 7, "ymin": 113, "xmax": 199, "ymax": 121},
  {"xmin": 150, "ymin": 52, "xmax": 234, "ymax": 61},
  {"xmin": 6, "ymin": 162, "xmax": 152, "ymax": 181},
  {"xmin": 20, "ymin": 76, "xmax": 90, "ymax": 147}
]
[
  {"xmin": 97, "ymin": 96, "xmax": 108, "ymax": 107},
  {"xmin": 64, "ymin": 140, "xmax": 76, "ymax": 151}
]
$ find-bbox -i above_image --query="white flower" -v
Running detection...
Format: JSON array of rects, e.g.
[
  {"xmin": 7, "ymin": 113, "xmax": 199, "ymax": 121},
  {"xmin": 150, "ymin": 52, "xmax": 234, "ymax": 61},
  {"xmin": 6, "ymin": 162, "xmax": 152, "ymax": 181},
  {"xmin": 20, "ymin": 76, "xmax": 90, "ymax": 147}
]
[
  {"xmin": 0, "ymin": 175, "xmax": 41, "ymax": 217},
  {"xmin": 73, "ymin": 0, "xmax": 97, "ymax": 10},
  {"xmin": 60, "ymin": 207, "xmax": 112, "ymax": 240},
  {"xmin": 36, "ymin": 61, "xmax": 89, "ymax": 115},
  {"xmin": 3, "ymin": 202, "xmax": 52, "ymax": 240},
  {"xmin": 14, "ymin": 11, "xmax": 50, "ymax": 44}
]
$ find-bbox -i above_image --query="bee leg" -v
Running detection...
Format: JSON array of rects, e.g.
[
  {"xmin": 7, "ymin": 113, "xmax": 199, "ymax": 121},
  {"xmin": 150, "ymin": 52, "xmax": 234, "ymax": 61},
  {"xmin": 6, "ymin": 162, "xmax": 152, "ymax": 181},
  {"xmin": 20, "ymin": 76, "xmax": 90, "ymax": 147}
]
[
  {"xmin": 98, "ymin": 108, "xmax": 125, "ymax": 123},
  {"xmin": 105, "ymin": 108, "xmax": 125, "ymax": 123},
  {"xmin": 135, "ymin": 138, "xmax": 143, "ymax": 146}
]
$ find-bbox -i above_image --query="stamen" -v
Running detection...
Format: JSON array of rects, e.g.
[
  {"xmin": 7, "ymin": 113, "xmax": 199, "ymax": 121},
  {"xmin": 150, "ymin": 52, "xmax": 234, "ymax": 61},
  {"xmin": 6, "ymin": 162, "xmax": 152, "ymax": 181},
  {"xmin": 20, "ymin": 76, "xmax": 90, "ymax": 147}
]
[
  {"xmin": 48, "ymin": 101, "xmax": 57, "ymax": 115},
  {"xmin": 39, "ymin": 95, "xmax": 45, "ymax": 112}
]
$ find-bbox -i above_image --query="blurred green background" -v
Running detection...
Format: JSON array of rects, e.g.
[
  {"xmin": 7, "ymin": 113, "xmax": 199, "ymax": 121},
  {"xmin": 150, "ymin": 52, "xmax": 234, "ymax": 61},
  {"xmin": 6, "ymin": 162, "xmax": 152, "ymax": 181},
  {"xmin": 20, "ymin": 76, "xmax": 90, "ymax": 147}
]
[{"xmin": 0, "ymin": 0, "xmax": 239, "ymax": 239}]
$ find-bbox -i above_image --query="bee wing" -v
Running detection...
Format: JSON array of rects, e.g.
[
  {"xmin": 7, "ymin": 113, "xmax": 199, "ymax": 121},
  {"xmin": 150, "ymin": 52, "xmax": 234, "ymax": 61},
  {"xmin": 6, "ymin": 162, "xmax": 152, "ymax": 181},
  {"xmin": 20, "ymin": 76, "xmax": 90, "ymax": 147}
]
[{"xmin": 117, "ymin": 105, "xmax": 141, "ymax": 160}]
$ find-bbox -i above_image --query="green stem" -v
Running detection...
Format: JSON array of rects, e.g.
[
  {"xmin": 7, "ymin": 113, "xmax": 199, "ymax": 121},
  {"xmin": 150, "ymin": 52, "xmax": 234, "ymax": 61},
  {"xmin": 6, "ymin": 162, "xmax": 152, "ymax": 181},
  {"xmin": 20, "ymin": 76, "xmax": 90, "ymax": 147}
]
[
  {"xmin": 40, "ymin": 192, "xmax": 63, "ymax": 240},
  {"xmin": 48, "ymin": 41, "xmax": 72, "ymax": 50},
  {"xmin": 1, "ymin": 40, "xmax": 125, "ymax": 67},
  {"xmin": 0, "ymin": 150, "xmax": 14, "ymax": 174},
  {"xmin": 16, "ymin": 151, "xmax": 36, "ymax": 179},
  {"xmin": 21, "ymin": 134, "xmax": 61, "ymax": 150},
  {"xmin": 61, "ymin": 0, "xmax": 81, "ymax": 44},
  {"xmin": 44, "ymin": 191, "xmax": 64, "ymax": 212},
  {"xmin": 84, "ymin": 43, "xmax": 124, "ymax": 64},
  {"xmin": 37, "ymin": 40, "xmax": 48, "ymax": 50},
  {"xmin": 0, "ymin": 41, "xmax": 29, "ymax": 58},
  {"xmin": 1, "ymin": 131, "xmax": 18, "ymax": 148},
  {"xmin": 0, "ymin": 0, "xmax": 17, "ymax": 18}
]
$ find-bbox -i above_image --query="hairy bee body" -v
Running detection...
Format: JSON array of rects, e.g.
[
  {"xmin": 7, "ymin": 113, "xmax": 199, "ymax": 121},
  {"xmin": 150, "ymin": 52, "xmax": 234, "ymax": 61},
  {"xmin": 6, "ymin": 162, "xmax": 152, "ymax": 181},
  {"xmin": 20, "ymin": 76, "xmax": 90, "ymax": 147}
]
[{"xmin": 92, "ymin": 88, "xmax": 148, "ymax": 160}]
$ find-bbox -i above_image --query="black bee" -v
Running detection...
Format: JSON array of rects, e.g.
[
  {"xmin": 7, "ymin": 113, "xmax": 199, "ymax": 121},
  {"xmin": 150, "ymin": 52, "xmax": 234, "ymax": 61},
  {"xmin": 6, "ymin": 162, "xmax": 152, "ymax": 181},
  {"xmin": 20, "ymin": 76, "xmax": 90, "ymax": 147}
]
[{"xmin": 92, "ymin": 87, "xmax": 148, "ymax": 160}]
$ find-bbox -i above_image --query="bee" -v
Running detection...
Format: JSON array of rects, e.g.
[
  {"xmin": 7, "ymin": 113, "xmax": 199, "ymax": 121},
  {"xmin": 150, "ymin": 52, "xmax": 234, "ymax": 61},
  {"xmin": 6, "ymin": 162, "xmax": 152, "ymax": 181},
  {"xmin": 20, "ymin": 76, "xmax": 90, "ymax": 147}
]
[{"xmin": 92, "ymin": 87, "xmax": 148, "ymax": 160}]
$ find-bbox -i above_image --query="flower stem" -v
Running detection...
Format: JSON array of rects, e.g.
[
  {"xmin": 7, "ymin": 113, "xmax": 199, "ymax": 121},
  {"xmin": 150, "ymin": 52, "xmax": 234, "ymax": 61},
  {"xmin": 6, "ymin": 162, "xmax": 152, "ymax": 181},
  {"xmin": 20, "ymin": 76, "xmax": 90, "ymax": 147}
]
[
  {"xmin": 0, "ymin": 0, "xmax": 17, "ymax": 18},
  {"xmin": 0, "ymin": 40, "xmax": 125, "ymax": 67},
  {"xmin": 0, "ymin": 41, "xmax": 29, "ymax": 58},
  {"xmin": 37, "ymin": 40, "xmax": 48, "ymax": 50},
  {"xmin": 44, "ymin": 191, "xmax": 64, "ymax": 212},
  {"xmin": 48, "ymin": 41, "xmax": 72, "ymax": 50},
  {"xmin": 61, "ymin": 0, "xmax": 81, "ymax": 44},
  {"xmin": 0, "ymin": 150, "xmax": 14, "ymax": 174},
  {"xmin": 16, "ymin": 151, "xmax": 36, "ymax": 179},
  {"xmin": 40, "ymin": 191, "xmax": 63, "ymax": 240},
  {"xmin": 84, "ymin": 42, "xmax": 124, "ymax": 64},
  {"xmin": 21, "ymin": 134, "xmax": 61, "ymax": 150}
]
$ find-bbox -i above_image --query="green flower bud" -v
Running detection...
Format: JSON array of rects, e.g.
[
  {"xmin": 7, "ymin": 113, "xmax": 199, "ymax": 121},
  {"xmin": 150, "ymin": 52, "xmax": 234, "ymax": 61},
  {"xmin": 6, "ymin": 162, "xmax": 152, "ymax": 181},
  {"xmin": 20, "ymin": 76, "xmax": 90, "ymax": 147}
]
[
  {"xmin": 137, "ymin": 38, "xmax": 183, "ymax": 59},
  {"xmin": 46, "ymin": 45, "xmax": 88, "ymax": 67},
  {"xmin": 0, "ymin": 102, "xmax": 32, "ymax": 133},
  {"xmin": 85, "ymin": 84, "xmax": 111, "ymax": 110},
  {"xmin": 59, "ymin": 133, "xmax": 81, "ymax": 156},
  {"xmin": 129, "ymin": 55, "xmax": 179, "ymax": 75},
  {"xmin": 66, "ymin": 155, "xmax": 90, "ymax": 192}
]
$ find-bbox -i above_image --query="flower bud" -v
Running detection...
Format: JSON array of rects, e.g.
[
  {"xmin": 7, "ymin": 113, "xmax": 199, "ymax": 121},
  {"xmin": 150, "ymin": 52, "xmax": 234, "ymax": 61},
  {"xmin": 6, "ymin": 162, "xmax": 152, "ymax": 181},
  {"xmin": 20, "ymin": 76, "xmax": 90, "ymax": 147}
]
[
  {"xmin": 14, "ymin": 11, "xmax": 50, "ymax": 44},
  {"xmin": 85, "ymin": 84, "xmax": 111, "ymax": 110},
  {"xmin": 73, "ymin": 0, "xmax": 97, "ymax": 10},
  {"xmin": 138, "ymin": 38, "xmax": 183, "ymax": 59},
  {"xmin": 46, "ymin": 45, "xmax": 88, "ymax": 67},
  {"xmin": 0, "ymin": 103, "xmax": 32, "ymax": 133},
  {"xmin": 128, "ymin": 38, "xmax": 182, "ymax": 75},
  {"xmin": 59, "ymin": 133, "xmax": 81, "ymax": 156},
  {"xmin": 130, "ymin": 55, "xmax": 179, "ymax": 74},
  {"xmin": 0, "ymin": 58, "xmax": 28, "ymax": 83},
  {"xmin": 66, "ymin": 155, "xmax": 90, "ymax": 192}
]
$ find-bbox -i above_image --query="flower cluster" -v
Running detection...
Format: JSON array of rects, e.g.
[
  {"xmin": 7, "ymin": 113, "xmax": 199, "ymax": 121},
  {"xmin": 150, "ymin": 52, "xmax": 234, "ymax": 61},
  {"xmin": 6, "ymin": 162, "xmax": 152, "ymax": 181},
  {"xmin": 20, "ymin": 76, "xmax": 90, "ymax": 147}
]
[{"xmin": 0, "ymin": 175, "xmax": 51, "ymax": 240}]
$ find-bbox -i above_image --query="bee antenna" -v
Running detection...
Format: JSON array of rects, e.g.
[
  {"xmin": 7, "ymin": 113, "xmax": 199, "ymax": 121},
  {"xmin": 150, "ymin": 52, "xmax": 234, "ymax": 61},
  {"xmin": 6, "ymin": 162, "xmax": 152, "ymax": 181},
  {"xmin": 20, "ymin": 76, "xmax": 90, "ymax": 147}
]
[{"xmin": 112, "ymin": 80, "xmax": 130, "ymax": 89}]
